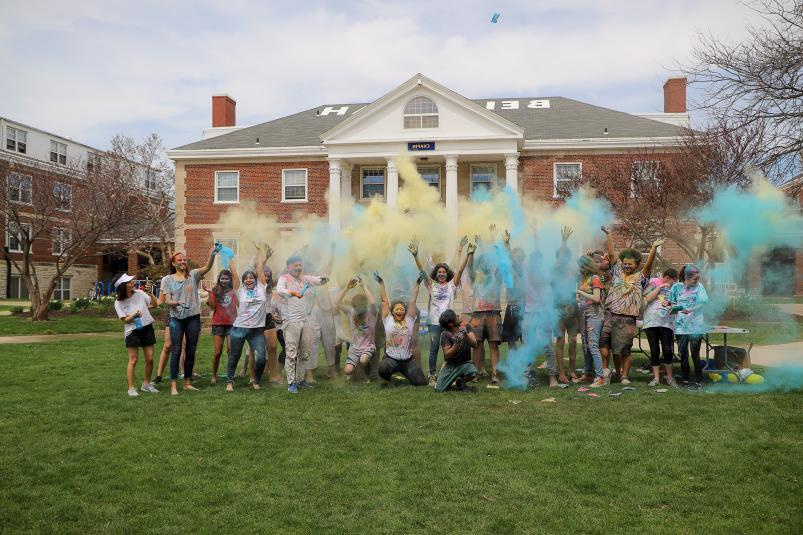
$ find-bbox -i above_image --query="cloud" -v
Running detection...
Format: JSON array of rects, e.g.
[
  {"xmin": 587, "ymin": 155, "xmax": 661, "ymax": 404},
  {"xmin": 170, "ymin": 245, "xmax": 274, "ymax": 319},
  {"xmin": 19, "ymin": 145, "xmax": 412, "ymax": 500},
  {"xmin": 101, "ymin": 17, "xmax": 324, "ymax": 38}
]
[{"xmin": 0, "ymin": 0, "xmax": 763, "ymax": 149}]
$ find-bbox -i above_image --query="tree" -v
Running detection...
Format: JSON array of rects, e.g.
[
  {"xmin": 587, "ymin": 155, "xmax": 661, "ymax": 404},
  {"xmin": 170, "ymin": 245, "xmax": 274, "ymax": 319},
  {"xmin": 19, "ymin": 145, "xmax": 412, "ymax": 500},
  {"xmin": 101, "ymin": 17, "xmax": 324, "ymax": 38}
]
[
  {"xmin": 103, "ymin": 134, "xmax": 176, "ymax": 279},
  {"xmin": 586, "ymin": 121, "xmax": 768, "ymax": 265},
  {"xmin": 0, "ymin": 140, "xmax": 163, "ymax": 320},
  {"xmin": 681, "ymin": 0, "xmax": 803, "ymax": 183}
]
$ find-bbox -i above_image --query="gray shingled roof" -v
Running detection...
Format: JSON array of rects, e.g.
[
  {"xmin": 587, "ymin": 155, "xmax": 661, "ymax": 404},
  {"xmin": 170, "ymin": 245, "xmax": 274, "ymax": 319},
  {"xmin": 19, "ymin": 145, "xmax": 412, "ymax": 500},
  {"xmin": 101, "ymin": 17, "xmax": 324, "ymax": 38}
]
[{"xmin": 173, "ymin": 97, "xmax": 684, "ymax": 151}]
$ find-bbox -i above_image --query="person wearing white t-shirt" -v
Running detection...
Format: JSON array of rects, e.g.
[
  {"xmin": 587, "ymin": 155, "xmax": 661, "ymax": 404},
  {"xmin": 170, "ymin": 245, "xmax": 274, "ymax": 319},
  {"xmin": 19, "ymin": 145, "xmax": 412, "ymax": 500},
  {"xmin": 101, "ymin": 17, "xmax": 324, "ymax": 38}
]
[
  {"xmin": 408, "ymin": 239, "xmax": 474, "ymax": 386},
  {"xmin": 226, "ymin": 245, "xmax": 269, "ymax": 391},
  {"xmin": 114, "ymin": 274, "xmax": 158, "ymax": 397}
]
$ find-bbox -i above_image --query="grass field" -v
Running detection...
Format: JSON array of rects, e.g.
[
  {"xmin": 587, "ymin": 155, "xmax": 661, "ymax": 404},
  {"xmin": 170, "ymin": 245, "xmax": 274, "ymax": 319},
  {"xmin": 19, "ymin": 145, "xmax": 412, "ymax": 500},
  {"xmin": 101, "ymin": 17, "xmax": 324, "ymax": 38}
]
[
  {"xmin": 0, "ymin": 314, "xmax": 120, "ymax": 336},
  {"xmin": 1, "ymin": 334, "xmax": 801, "ymax": 534}
]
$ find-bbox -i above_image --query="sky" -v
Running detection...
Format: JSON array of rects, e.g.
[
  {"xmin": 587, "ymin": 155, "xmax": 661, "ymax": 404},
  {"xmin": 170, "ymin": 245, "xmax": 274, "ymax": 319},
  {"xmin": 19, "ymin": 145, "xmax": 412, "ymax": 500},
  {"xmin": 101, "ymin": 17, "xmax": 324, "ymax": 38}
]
[{"xmin": 0, "ymin": 0, "xmax": 767, "ymax": 151}]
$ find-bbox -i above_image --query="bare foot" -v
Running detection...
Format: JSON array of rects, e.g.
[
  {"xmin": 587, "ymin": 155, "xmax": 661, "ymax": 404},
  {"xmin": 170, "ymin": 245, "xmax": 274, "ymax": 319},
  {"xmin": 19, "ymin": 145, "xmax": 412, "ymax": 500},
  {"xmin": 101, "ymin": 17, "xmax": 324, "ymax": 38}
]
[
  {"xmin": 559, "ymin": 375, "xmax": 570, "ymax": 384},
  {"xmin": 170, "ymin": 389, "xmax": 179, "ymax": 396},
  {"xmin": 549, "ymin": 376, "xmax": 559, "ymax": 388},
  {"xmin": 184, "ymin": 384, "xmax": 199, "ymax": 391},
  {"xmin": 226, "ymin": 383, "xmax": 234, "ymax": 392},
  {"xmin": 252, "ymin": 383, "xmax": 260, "ymax": 390},
  {"xmin": 270, "ymin": 376, "xmax": 284, "ymax": 384}
]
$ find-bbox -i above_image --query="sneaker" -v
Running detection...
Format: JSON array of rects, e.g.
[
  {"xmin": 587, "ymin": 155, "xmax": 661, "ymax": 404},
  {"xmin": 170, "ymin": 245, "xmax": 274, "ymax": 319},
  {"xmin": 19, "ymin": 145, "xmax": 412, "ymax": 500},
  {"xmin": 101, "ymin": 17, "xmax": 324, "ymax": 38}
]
[
  {"xmin": 141, "ymin": 383, "xmax": 159, "ymax": 394},
  {"xmin": 127, "ymin": 387, "xmax": 139, "ymax": 397},
  {"xmin": 693, "ymin": 382, "xmax": 703, "ymax": 390},
  {"xmin": 602, "ymin": 368, "xmax": 611, "ymax": 385},
  {"xmin": 647, "ymin": 378, "xmax": 660, "ymax": 387},
  {"xmin": 621, "ymin": 377, "xmax": 632, "ymax": 386},
  {"xmin": 299, "ymin": 381, "xmax": 314, "ymax": 389},
  {"xmin": 288, "ymin": 383, "xmax": 299, "ymax": 394},
  {"xmin": 668, "ymin": 380, "xmax": 680, "ymax": 389},
  {"xmin": 637, "ymin": 367, "xmax": 651, "ymax": 375},
  {"xmin": 153, "ymin": 376, "xmax": 162, "ymax": 384},
  {"xmin": 589, "ymin": 377, "xmax": 606, "ymax": 388},
  {"xmin": 428, "ymin": 375, "xmax": 436, "ymax": 387},
  {"xmin": 456, "ymin": 378, "xmax": 467, "ymax": 391}
]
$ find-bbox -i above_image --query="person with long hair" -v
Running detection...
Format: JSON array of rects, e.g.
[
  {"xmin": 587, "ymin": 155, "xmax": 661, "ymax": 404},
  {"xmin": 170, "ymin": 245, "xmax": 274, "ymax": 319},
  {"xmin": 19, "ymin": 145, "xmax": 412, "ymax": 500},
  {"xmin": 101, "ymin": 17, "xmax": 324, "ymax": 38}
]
[
  {"xmin": 642, "ymin": 267, "xmax": 679, "ymax": 387},
  {"xmin": 207, "ymin": 263, "xmax": 239, "ymax": 386},
  {"xmin": 153, "ymin": 291, "xmax": 185, "ymax": 385},
  {"xmin": 114, "ymin": 274, "xmax": 158, "ymax": 397},
  {"xmin": 226, "ymin": 245, "xmax": 270, "ymax": 391},
  {"xmin": 334, "ymin": 277, "xmax": 378, "ymax": 381},
  {"xmin": 408, "ymin": 239, "xmax": 474, "ymax": 387},
  {"xmin": 160, "ymin": 248, "xmax": 217, "ymax": 395},
  {"xmin": 375, "ymin": 270, "xmax": 427, "ymax": 386},
  {"xmin": 574, "ymin": 256, "xmax": 606, "ymax": 388},
  {"xmin": 668, "ymin": 265, "xmax": 710, "ymax": 390}
]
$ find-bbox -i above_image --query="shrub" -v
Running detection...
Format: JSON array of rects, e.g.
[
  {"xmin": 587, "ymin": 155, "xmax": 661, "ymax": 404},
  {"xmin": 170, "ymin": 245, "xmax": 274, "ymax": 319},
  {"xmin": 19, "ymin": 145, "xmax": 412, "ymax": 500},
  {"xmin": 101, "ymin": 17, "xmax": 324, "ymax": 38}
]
[
  {"xmin": 10, "ymin": 306, "xmax": 24, "ymax": 315},
  {"xmin": 48, "ymin": 300, "xmax": 63, "ymax": 311}
]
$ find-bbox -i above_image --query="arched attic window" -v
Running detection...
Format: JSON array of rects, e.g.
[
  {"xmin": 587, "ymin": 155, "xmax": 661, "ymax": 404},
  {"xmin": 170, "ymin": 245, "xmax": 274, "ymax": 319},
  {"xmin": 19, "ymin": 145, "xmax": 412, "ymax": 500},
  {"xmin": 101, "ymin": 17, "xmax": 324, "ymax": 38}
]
[{"xmin": 403, "ymin": 97, "xmax": 439, "ymax": 128}]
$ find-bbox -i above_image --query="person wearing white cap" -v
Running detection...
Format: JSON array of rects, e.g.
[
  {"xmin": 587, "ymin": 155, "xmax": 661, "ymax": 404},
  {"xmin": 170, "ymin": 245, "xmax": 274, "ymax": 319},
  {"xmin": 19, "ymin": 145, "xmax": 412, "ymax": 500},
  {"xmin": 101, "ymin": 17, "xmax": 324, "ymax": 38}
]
[{"xmin": 114, "ymin": 274, "xmax": 158, "ymax": 397}]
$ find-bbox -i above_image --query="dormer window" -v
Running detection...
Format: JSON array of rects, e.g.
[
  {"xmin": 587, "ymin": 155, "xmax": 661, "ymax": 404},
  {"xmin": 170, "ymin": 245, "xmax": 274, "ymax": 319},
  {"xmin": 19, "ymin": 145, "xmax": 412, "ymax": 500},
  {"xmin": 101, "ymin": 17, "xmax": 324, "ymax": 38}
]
[{"xmin": 403, "ymin": 97, "xmax": 438, "ymax": 128}]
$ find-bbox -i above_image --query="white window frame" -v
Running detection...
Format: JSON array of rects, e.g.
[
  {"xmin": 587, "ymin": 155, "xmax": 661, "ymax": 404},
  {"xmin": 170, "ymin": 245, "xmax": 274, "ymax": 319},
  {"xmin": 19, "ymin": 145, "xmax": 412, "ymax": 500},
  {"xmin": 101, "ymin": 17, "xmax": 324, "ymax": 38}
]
[
  {"xmin": 630, "ymin": 160, "xmax": 660, "ymax": 197},
  {"xmin": 553, "ymin": 162, "xmax": 582, "ymax": 198},
  {"xmin": 403, "ymin": 97, "xmax": 439, "ymax": 129},
  {"xmin": 54, "ymin": 182, "xmax": 72, "ymax": 212},
  {"xmin": 6, "ymin": 126, "xmax": 27, "ymax": 154},
  {"xmin": 53, "ymin": 276, "xmax": 71, "ymax": 300},
  {"xmin": 50, "ymin": 140, "xmax": 67, "ymax": 165},
  {"xmin": 7, "ymin": 173, "xmax": 33, "ymax": 205},
  {"xmin": 6, "ymin": 221, "xmax": 32, "ymax": 253},
  {"xmin": 214, "ymin": 170, "xmax": 240, "ymax": 204},
  {"xmin": 52, "ymin": 227, "xmax": 71, "ymax": 256},
  {"xmin": 8, "ymin": 275, "xmax": 29, "ymax": 299},
  {"xmin": 360, "ymin": 166, "xmax": 386, "ymax": 200},
  {"xmin": 418, "ymin": 165, "xmax": 441, "ymax": 192},
  {"xmin": 281, "ymin": 168, "xmax": 309, "ymax": 203},
  {"xmin": 213, "ymin": 237, "xmax": 240, "ymax": 275},
  {"xmin": 470, "ymin": 163, "xmax": 498, "ymax": 194}
]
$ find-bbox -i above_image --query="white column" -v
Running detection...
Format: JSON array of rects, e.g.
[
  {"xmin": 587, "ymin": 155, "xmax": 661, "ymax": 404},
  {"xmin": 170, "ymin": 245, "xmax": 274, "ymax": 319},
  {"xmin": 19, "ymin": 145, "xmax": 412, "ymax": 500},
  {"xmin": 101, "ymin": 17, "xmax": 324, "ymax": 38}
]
[
  {"xmin": 340, "ymin": 162, "xmax": 352, "ymax": 204},
  {"xmin": 505, "ymin": 152, "xmax": 519, "ymax": 194},
  {"xmin": 445, "ymin": 155, "xmax": 458, "ymax": 221},
  {"xmin": 328, "ymin": 158, "xmax": 341, "ymax": 230},
  {"xmin": 386, "ymin": 157, "xmax": 399, "ymax": 209}
]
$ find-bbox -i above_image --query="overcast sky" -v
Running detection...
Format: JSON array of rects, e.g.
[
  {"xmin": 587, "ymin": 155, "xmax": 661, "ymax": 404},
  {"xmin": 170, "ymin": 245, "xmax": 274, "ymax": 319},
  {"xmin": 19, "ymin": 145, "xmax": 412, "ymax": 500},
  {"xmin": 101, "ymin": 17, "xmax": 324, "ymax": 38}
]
[{"xmin": 0, "ymin": 0, "xmax": 765, "ymax": 150}]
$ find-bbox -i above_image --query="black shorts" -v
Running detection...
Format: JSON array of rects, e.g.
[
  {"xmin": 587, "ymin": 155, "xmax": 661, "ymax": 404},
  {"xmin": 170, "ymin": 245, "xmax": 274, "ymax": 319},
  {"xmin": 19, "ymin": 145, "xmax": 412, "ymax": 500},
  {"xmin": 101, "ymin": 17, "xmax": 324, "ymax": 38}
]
[
  {"xmin": 125, "ymin": 324, "xmax": 156, "ymax": 348},
  {"xmin": 264, "ymin": 313, "xmax": 277, "ymax": 331},
  {"xmin": 211, "ymin": 325, "xmax": 232, "ymax": 336},
  {"xmin": 501, "ymin": 304, "xmax": 523, "ymax": 343}
]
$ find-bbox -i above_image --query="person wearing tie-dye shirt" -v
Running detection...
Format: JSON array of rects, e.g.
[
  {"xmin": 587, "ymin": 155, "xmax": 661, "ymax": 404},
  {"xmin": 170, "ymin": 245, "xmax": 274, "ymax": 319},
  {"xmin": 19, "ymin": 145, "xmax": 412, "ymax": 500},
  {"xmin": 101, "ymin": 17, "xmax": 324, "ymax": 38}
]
[
  {"xmin": 667, "ymin": 265, "xmax": 710, "ymax": 390},
  {"xmin": 598, "ymin": 226, "xmax": 664, "ymax": 385}
]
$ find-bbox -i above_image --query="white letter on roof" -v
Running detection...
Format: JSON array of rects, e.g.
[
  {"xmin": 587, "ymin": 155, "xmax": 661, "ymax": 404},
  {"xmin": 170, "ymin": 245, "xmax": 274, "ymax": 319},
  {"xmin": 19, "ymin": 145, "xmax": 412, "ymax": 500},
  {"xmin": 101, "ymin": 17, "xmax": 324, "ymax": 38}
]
[
  {"xmin": 486, "ymin": 101, "xmax": 496, "ymax": 110},
  {"xmin": 527, "ymin": 100, "xmax": 550, "ymax": 109},
  {"xmin": 500, "ymin": 100, "xmax": 519, "ymax": 110},
  {"xmin": 321, "ymin": 106, "xmax": 349, "ymax": 116}
]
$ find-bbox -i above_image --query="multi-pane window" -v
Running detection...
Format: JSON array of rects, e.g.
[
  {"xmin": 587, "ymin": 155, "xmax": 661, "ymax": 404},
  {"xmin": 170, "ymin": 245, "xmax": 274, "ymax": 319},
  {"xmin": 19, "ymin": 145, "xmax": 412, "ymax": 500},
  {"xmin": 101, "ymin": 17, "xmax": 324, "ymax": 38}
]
[
  {"xmin": 50, "ymin": 141, "xmax": 67, "ymax": 165},
  {"xmin": 215, "ymin": 171, "xmax": 239, "ymax": 203},
  {"xmin": 8, "ymin": 276, "xmax": 29, "ymax": 299},
  {"xmin": 361, "ymin": 168, "xmax": 386, "ymax": 199},
  {"xmin": 554, "ymin": 163, "xmax": 581, "ymax": 197},
  {"xmin": 418, "ymin": 166, "xmax": 440, "ymax": 191},
  {"xmin": 631, "ymin": 161, "xmax": 660, "ymax": 194},
  {"xmin": 7, "ymin": 222, "xmax": 32, "ymax": 253},
  {"xmin": 403, "ymin": 97, "xmax": 439, "ymax": 128},
  {"xmin": 282, "ymin": 169, "xmax": 308, "ymax": 201},
  {"xmin": 52, "ymin": 227, "xmax": 71, "ymax": 255},
  {"xmin": 144, "ymin": 172, "xmax": 157, "ymax": 191},
  {"xmin": 6, "ymin": 127, "xmax": 27, "ymax": 154},
  {"xmin": 470, "ymin": 165, "xmax": 497, "ymax": 194},
  {"xmin": 53, "ymin": 276, "xmax": 71, "ymax": 300},
  {"xmin": 7, "ymin": 173, "xmax": 32, "ymax": 204},
  {"xmin": 54, "ymin": 183, "xmax": 72, "ymax": 211}
]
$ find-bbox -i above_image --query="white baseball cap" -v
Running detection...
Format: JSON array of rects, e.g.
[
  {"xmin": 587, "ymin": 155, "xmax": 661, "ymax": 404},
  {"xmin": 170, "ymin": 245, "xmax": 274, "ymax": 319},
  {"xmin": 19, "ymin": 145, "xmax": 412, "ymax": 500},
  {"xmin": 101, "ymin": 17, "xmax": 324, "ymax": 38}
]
[{"xmin": 114, "ymin": 273, "xmax": 134, "ymax": 288}]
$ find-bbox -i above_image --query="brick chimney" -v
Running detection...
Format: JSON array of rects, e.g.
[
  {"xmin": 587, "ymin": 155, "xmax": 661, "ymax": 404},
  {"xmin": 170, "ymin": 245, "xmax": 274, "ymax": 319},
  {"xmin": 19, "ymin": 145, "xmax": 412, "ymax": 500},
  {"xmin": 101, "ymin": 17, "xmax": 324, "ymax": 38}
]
[
  {"xmin": 663, "ymin": 78, "xmax": 686, "ymax": 113},
  {"xmin": 212, "ymin": 94, "xmax": 236, "ymax": 127}
]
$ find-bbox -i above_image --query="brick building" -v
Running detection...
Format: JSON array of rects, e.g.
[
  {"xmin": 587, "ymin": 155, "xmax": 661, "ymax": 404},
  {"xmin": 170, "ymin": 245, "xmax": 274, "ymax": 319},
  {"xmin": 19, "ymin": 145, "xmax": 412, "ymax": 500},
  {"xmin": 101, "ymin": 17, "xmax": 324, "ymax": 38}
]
[{"xmin": 166, "ymin": 73, "xmax": 800, "ymax": 295}]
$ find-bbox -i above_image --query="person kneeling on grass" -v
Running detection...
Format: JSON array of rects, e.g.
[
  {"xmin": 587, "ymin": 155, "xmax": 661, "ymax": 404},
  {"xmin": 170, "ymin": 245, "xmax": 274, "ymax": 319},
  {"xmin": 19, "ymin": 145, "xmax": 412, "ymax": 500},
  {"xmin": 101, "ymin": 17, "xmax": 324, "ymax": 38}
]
[
  {"xmin": 114, "ymin": 274, "xmax": 158, "ymax": 397},
  {"xmin": 435, "ymin": 309, "xmax": 479, "ymax": 392},
  {"xmin": 375, "ymin": 270, "xmax": 428, "ymax": 386},
  {"xmin": 335, "ymin": 277, "xmax": 378, "ymax": 382}
]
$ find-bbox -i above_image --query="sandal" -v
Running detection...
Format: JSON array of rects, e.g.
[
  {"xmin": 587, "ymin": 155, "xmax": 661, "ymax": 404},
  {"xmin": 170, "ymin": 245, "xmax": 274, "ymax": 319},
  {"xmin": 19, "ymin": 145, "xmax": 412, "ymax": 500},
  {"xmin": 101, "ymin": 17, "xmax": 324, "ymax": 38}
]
[{"xmin": 491, "ymin": 375, "xmax": 500, "ymax": 384}]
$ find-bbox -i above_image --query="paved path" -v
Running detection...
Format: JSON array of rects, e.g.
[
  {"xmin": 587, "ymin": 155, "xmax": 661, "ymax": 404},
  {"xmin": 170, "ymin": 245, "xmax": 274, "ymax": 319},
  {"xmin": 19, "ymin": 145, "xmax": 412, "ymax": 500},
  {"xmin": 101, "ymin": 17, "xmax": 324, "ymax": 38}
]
[
  {"xmin": 748, "ymin": 341, "xmax": 803, "ymax": 367},
  {"xmin": 0, "ymin": 332, "xmax": 118, "ymax": 344},
  {"xmin": 776, "ymin": 304, "xmax": 803, "ymax": 317}
]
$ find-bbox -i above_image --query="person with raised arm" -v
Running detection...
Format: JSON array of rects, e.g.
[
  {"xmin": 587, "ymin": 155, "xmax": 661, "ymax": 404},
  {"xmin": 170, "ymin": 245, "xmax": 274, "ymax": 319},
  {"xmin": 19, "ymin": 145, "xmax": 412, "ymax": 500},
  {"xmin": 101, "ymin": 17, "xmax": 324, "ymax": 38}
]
[
  {"xmin": 275, "ymin": 254, "xmax": 329, "ymax": 394},
  {"xmin": 375, "ymin": 270, "xmax": 428, "ymax": 386},
  {"xmin": 409, "ymin": 239, "xmax": 475, "ymax": 387},
  {"xmin": 160, "ymin": 248, "xmax": 216, "ymax": 395},
  {"xmin": 334, "ymin": 276, "xmax": 379, "ymax": 381},
  {"xmin": 469, "ymin": 224, "xmax": 505, "ymax": 384},
  {"xmin": 206, "ymin": 263, "xmax": 239, "ymax": 386}
]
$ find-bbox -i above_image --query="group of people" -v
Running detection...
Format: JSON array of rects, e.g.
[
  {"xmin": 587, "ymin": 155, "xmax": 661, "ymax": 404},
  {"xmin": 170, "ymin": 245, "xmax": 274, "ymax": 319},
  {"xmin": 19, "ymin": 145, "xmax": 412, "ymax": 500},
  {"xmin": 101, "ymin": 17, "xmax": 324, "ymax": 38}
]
[{"xmin": 114, "ymin": 224, "xmax": 712, "ymax": 397}]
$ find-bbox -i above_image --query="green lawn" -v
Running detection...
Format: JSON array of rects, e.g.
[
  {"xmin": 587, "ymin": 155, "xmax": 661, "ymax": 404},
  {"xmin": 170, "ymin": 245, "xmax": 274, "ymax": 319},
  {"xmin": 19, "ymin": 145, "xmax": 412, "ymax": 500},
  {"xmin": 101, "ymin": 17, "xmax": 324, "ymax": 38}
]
[
  {"xmin": 0, "ymin": 314, "xmax": 120, "ymax": 336},
  {"xmin": 1, "ymin": 336, "xmax": 801, "ymax": 534}
]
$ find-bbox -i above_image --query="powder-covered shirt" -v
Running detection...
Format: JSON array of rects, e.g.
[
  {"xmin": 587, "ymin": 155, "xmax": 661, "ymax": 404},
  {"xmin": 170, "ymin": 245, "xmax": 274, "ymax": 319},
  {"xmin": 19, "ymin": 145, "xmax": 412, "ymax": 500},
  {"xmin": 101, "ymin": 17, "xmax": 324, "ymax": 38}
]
[
  {"xmin": 471, "ymin": 270, "xmax": 502, "ymax": 312},
  {"xmin": 234, "ymin": 281, "xmax": 268, "ymax": 329},
  {"xmin": 427, "ymin": 280, "xmax": 457, "ymax": 325},
  {"xmin": 276, "ymin": 273, "xmax": 324, "ymax": 323},
  {"xmin": 641, "ymin": 278, "xmax": 674, "ymax": 330},
  {"xmin": 604, "ymin": 263, "xmax": 647, "ymax": 317},
  {"xmin": 440, "ymin": 328, "xmax": 472, "ymax": 365},
  {"xmin": 577, "ymin": 275, "xmax": 604, "ymax": 307},
  {"xmin": 209, "ymin": 289, "xmax": 238, "ymax": 326},
  {"xmin": 384, "ymin": 314, "xmax": 415, "ymax": 361},
  {"xmin": 160, "ymin": 269, "xmax": 204, "ymax": 319},
  {"xmin": 668, "ymin": 282, "xmax": 709, "ymax": 335},
  {"xmin": 345, "ymin": 305, "xmax": 377, "ymax": 352},
  {"xmin": 114, "ymin": 290, "xmax": 155, "ymax": 338}
]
